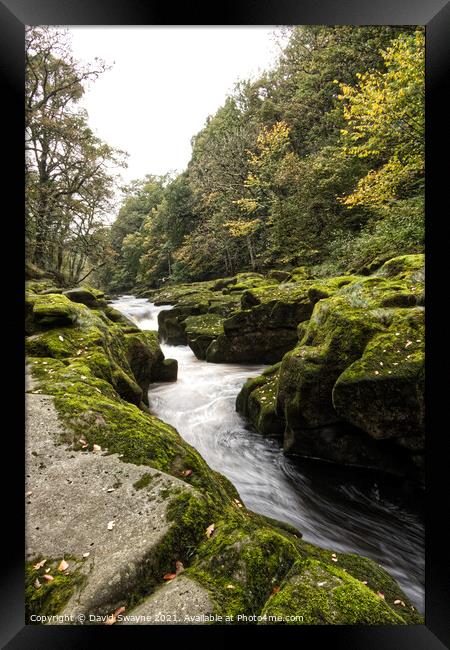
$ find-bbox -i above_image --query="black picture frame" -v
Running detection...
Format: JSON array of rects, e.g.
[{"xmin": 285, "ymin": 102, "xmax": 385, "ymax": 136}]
[{"xmin": 2, "ymin": 1, "xmax": 449, "ymax": 647}]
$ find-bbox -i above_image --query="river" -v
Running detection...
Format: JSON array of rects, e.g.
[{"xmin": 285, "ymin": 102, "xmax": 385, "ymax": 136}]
[{"xmin": 111, "ymin": 295, "xmax": 425, "ymax": 612}]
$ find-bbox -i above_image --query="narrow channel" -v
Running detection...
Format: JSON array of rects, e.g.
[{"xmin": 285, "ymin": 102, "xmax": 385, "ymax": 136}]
[{"xmin": 112, "ymin": 295, "xmax": 425, "ymax": 611}]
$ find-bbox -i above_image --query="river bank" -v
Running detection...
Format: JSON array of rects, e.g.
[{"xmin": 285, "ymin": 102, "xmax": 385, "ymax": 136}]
[{"xmin": 24, "ymin": 268, "xmax": 424, "ymax": 624}]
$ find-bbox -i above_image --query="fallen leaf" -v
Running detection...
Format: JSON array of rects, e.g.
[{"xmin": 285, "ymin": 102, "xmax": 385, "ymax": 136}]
[
  {"xmin": 226, "ymin": 584, "xmax": 235, "ymax": 589},
  {"xmin": 163, "ymin": 573, "xmax": 177, "ymax": 581},
  {"xmin": 405, "ymin": 340, "xmax": 412, "ymax": 348},
  {"xmin": 82, "ymin": 552, "xmax": 90, "ymax": 558},
  {"xmin": 58, "ymin": 335, "xmax": 64, "ymax": 342},
  {"xmin": 26, "ymin": 491, "xmax": 33, "ymax": 497},
  {"xmin": 331, "ymin": 557, "xmax": 338, "ymax": 562},
  {"xmin": 107, "ymin": 488, "xmax": 115, "ymax": 493},
  {"xmin": 43, "ymin": 574, "xmax": 54, "ymax": 582},
  {"xmin": 107, "ymin": 520, "xmax": 115, "ymax": 531},
  {"xmin": 58, "ymin": 559, "xmax": 69, "ymax": 572},
  {"xmin": 205, "ymin": 523, "xmax": 215, "ymax": 538},
  {"xmin": 175, "ymin": 561, "xmax": 184, "ymax": 575},
  {"xmin": 377, "ymin": 592, "xmax": 385, "ymax": 599},
  {"xmin": 33, "ymin": 559, "xmax": 46, "ymax": 570},
  {"xmin": 361, "ymin": 580, "xmax": 368, "ymax": 585},
  {"xmin": 394, "ymin": 599, "xmax": 406, "ymax": 607},
  {"xmin": 271, "ymin": 586, "xmax": 280, "ymax": 595},
  {"xmin": 92, "ymin": 444, "xmax": 102, "ymax": 452},
  {"xmin": 317, "ymin": 582, "xmax": 326, "ymax": 587},
  {"xmin": 105, "ymin": 606, "xmax": 126, "ymax": 625},
  {"xmin": 182, "ymin": 469, "xmax": 193, "ymax": 477},
  {"xmin": 34, "ymin": 578, "xmax": 41, "ymax": 589}
]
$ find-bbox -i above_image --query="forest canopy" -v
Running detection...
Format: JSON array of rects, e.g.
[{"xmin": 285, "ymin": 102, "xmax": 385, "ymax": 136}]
[{"xmin": 25, "ymin": 26, "xmax": 424, "ymax": 290}]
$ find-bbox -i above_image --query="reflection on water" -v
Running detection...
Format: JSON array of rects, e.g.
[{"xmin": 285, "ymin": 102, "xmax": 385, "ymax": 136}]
[{"xmin": 111, "ymin": 295, "xmax": 424, "ymax": 611}]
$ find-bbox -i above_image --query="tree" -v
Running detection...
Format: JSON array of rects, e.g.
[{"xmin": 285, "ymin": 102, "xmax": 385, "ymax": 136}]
[
  {"xmin": 25, "ymin": 26, "xmax": 126, "ymax": 281},
  {"xmin": 338, "ymin": 30, "xmax": 425, "ymax": 208}
]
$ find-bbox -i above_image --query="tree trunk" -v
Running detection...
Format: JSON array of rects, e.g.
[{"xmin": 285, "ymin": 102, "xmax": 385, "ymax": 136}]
[{"xmin": 246, "ymin": 236, "xmax": 256, "ymax": 271}]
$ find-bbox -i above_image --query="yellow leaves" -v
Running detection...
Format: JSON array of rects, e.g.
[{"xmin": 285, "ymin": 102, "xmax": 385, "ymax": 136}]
[
  {"xmin": 233, "ymin": 198, "xmax": 259, "ymax": 214},
  {"xmin": 224, "ymin": 219, "xmax": 261, "ymax": 238}
]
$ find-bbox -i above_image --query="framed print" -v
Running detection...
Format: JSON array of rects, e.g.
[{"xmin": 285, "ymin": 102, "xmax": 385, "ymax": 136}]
[{"xmin": 1, "ymin": 0, "xmax": 449, "ymax": 647}]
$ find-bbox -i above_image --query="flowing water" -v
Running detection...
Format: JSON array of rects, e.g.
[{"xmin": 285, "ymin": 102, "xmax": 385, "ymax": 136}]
[{"xmin": 111, "ymin": 295, "xmax": 425, "ymax": 612}]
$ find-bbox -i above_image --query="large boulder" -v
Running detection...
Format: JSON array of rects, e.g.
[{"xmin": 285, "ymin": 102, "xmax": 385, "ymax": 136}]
[
  {"xmin": 63, "ymin": 287, "xmax": 106, "ymax": 310},
  {"xmin": 236, "ymin": 363, "xmax": 284, "ymax": 436},
  {"xmin": 184, "ymin": 313, "xmax": 225, "ymax": 360},
  {"xmin": 206, "ymin": 276, "xmax": 358, "ymax": 364},
  {"xmin": 273, "ymin": 255, "xmax": 425, "ymax": 480}
]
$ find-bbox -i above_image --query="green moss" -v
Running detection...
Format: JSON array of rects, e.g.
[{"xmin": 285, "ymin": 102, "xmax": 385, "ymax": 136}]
[
  {"xmin": 260, "ymin": 558, "xmax": 405, "ymax": 625},
  {"xmin": 133, "ymin": 472, "xmax": 154, "ymax": 490},
  {"xmin": 187, "ymin": 520, "xmax": 300, "ymax": 622},
  {"xmin": 184, "ymin": 313, "xmax": 225, "ymax": 338},
  {"xmin": 292, "ymin": 541, "xmax": 422, "ymax": 624},
  {"xmin": 25, "ymin": 556, "xmax": 85, "ymax": 623},
  {"xmin": 332, "ymin": 308, "xmax": 424, "ymax": 445},
  {"xmin": 236, "ymin": 365, "xmax": 284, "ymax": 436},
  {"xmin": 123, "ymin": 490, "xmax": 218, "ymax": 612}
]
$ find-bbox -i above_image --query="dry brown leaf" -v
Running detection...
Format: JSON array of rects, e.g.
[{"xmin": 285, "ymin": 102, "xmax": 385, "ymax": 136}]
[
  {"xmin": 105, "ymin": 605, "xmax": 126, "ymax": 625},
  {"xmin": 82, "ymin": 552, "xmax": 90, "ymax": 558},
  {"xmin": 33, "ymin": 559, "xmax": 46, "ymax": 570},
  {"xmin": 182, "ymin": 469, "xmax": 193, "ymax": 477},
  {"xmin": 377, "ymin": 592, "xmax": 385, "ymax": 599},
  {"xmin": 271, "ymin": 586, "xmax": 280, "ymax": 595},
  {"xmin": 394, "ymin": 599, "xmax": 406, "ymax": 607},
  {"xmin": 226, "ymin": 584, "xmax": 235, "ymax": 589},
  {"xmin": 205, "ymin": 524, "xmax": 215, "ymax": 538},
  {"xmin": 163, "ymin": 573, "xmax": 177, "ymax": 581},
  {"xmin": 58, "ymin": 559, "xmax": 69, "ymax": 572},
  {"xmin": 43, "ymin": 574, "xmax": 54, "ymax": 582},
  {"xmin": 26, "ymin": 491, "xmax": 33, "ymax": 498},
  {"xmin": 93, "ymin": 444, "xmax": 102, "ymax": 452},
  {"xmin": 175, "ymin": 561, "xmax": 184, "ymax": 575},
  {"xmin": 34, "ymin": 578, "xmax": 41, "ymax": 589},
  {"xmin": 58, "ymin": 335, "xmax": 64, "ymax": 342}
]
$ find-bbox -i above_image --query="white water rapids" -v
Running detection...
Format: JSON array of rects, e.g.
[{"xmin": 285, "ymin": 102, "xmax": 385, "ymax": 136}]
[{"xmin": 111, "ymin": 295, "xmax": 424, "ymax": 611}]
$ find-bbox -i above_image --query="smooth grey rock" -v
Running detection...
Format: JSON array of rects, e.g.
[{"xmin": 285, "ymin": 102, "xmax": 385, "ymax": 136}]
[
  {"xmin": 119, "ymin": 575, "xmax": 213, "ymax": 625},
  {"xmin": 25, "ymin": 390, "xmax": 197, "ymax": 623}
]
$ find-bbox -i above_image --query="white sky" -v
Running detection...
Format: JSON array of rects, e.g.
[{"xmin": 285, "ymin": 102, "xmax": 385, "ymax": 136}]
[{"xmin": 67, "ymin": 27, "xmax": 284, "ymax": 183}]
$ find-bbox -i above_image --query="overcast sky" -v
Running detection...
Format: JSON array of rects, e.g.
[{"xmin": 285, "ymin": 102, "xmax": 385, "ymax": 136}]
[{"xmin": 67, "ymin": 27, "xmax": 283, "ymax": 183}]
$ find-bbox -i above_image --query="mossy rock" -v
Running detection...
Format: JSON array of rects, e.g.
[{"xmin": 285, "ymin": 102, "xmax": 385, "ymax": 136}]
[
  {"xmin": 154, "ymin": 358, "xmax": 178, "ymax": 382},
  {"xmin": 267, "ymin": 270, "xmax": 292, "ymax": 282},
  {"xmin": 26, "ymin": 556, "xmax": 85, "ymax": 622},
  {"xmin": 104, "ymin": 305, "xmax": 140, "ymax": 331},
  {"xmin": 63, "ymin": 287, "xmax": 103, "ymax": 309},
  {"xmin": 273, "ymin": 268, "xmax": 425, "ymax": 479},
  {"xmin": 376, "ymin": 254, "xmax": 424, "ymax": 282},
  {"xmin": 236, "ymin": 364, "xmax": 284, "ymax": 436},
  {"xmin": 31, "ymin": 293, "xmax": 84, "ymax": 328},
  {"xmin": 184, "ymin": 313, "xmax": 225, "ymax": 360},
  {"xmin": 333, "ymin": 308, "xmax": 424, "ymax": 449},
  {"xmin": 260, "ymin": 558, "xmax": 405, "ymax": 625}
]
